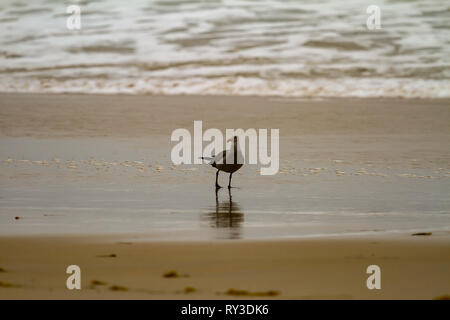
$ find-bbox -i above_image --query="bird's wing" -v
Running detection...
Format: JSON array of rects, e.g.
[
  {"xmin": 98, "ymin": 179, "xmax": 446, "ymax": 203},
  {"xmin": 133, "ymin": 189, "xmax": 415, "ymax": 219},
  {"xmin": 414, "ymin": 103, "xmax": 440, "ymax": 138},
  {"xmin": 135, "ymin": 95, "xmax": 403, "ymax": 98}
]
[
  {"xmin": 223, "ymin": 147, "xmax": 244, "ymax": 164},
  {"xmin": 213, "ymin": 150, "xmax": 227, "ymax": 164}
]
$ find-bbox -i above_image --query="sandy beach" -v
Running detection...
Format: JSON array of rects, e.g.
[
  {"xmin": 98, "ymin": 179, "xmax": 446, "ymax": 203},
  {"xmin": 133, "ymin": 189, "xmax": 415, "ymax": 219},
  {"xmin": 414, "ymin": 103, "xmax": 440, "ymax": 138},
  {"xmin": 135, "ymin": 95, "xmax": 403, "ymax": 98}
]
[
  {"xmin": 1, "ymin": 0, "xmax": 449, "ymax": 303},
  {"xmin": 0, "ymin": 93, "xmax": 449, "ymax": 299},
  {"xmin": 0, "ymin": 234, "xmax": 449, "ymax": 300}
]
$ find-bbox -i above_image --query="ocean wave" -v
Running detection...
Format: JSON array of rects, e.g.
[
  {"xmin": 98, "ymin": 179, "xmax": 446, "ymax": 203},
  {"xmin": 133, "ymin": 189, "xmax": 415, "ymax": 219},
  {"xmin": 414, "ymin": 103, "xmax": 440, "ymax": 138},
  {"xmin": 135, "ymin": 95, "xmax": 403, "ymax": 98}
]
[
  {"xmin": 0, "ymin": 0, "xmax": 449, "ymax": 98},
  {"xmin": 0, "ymin": 77, "xmax": 448, "ymax": 98}
]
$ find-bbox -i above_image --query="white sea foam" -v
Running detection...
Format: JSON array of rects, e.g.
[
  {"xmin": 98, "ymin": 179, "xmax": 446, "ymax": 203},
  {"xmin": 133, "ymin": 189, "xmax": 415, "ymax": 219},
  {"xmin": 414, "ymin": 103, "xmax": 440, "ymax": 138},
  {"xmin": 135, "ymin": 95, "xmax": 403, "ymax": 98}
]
[
  {"xmin": 0, "ymin": 77, "xmax": 448, "ymax": 98},
  {"xmin": 0, "ymin": 0, "xmax": 449, "ymax": 98}
]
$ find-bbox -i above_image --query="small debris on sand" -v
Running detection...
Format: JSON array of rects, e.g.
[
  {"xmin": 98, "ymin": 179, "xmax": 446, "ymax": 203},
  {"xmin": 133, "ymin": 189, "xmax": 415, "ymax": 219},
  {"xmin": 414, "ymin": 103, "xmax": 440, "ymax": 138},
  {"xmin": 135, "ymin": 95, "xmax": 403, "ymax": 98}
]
[
  {"xmin": 184, "ymin": 286, "xmax": 196, "ymax": 293},
  {"xmin": 433, "ymin": 295, "xmax": 450, "ymax": 300},
  {"xmin": 0, "ymin": 281, "xmax": 17, "ymax": 288},
  {"xmin": 163, "ymin": 270, "xmax": 180, "ymax": 278},
  {"xmin": 91, "ymin": 280, "xmax": 107, "ymax": 286},
  {"xmin": 14, "ymin": 216, "xmax": 20, "ymax": 220},
  {"xmin": 412, "ymin": 232, "xmax": 432, "ymax": 236},
  {"xmin": 97, "ymin": 254, "xmax": 117, "ymax": 258},
  {"xmin": 225, "ymin": 288, "xmax": 280, "ymax": 297},
  {"xmin": 109, "ymin": 285, "xmax": 127, "ymax": 291},
  {"xmin": 0, "ymin": 267, "xmax": 6, "ymax": 273}
]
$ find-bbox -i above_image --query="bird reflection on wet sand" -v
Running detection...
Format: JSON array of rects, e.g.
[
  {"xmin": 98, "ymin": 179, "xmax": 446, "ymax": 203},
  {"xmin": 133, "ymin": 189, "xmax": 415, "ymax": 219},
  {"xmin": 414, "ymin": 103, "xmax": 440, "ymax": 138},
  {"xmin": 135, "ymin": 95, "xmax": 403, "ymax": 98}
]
[{"xmin": 202, "ymin": 188, "xmax": 244, "ymax": 239}]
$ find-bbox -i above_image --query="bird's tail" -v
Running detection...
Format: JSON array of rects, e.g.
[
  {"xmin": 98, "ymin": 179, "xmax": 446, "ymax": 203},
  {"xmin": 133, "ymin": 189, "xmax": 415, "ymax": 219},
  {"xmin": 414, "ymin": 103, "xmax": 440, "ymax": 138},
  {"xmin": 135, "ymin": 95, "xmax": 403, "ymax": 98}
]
[{"xmin": 199, "ymin": 156, "xmax": 214, "ymax": 164}]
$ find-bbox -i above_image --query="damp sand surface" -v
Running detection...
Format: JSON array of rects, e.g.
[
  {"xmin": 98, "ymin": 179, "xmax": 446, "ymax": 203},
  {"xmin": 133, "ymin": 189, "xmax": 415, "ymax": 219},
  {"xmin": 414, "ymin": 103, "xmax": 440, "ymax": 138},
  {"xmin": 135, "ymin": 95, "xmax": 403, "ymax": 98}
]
[
  {"xmin": 0, "ymin": 93, "xmax": 449, "ymax": 239},
  {"xmin": 0, "ymin": 93, "xmax": 449, "ymax": 299}
]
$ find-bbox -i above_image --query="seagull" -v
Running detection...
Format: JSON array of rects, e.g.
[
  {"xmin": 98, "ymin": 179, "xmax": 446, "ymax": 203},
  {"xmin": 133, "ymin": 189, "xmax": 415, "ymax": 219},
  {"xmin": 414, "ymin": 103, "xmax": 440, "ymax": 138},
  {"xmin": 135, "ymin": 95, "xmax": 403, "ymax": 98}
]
[{"xmin": 200, "ymin": 136, "xmax": 243, "ymax": 189}]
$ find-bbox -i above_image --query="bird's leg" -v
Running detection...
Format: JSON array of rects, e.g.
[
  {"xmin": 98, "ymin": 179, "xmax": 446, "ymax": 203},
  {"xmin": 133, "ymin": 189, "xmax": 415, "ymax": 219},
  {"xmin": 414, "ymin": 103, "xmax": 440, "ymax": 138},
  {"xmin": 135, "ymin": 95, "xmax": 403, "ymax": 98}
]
[
  {"xmin": 215, "ymin": 187, "xmax": 219, "ymax": 206},
  {"xmin": 215, "ymin": 170, "xmax": 222, "ymax": 189},
  {"xmin": 228, "ymin": 173, "xmax": 233, "ymax": 189}
]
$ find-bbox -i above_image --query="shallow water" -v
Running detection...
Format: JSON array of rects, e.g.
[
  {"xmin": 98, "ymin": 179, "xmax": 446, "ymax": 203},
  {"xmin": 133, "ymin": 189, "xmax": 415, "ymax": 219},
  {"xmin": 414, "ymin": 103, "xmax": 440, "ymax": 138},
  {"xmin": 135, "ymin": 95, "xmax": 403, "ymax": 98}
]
[
  {"xmin": 1, "ymin": 173, "xmax": 449, "ymax": 240},
  {"xmin": 1, "ymin": 137, "xmax": 449, "ymax": 240},
  {"xmin": 0, "ymin": 0, "xmax": 449, "ymax": 97}
]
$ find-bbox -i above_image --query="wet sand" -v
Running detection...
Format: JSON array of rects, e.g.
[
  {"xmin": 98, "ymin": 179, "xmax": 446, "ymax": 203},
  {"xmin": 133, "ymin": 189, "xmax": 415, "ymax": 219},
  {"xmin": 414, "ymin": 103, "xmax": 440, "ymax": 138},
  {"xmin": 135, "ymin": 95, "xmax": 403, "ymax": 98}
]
[
  {"xmin": 0, "ymin": 93, "xmax": 449, "ymax": 238},
  {"xmin": 0, "ymin": 93, "xmax": 449, "ymax": 298}
]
